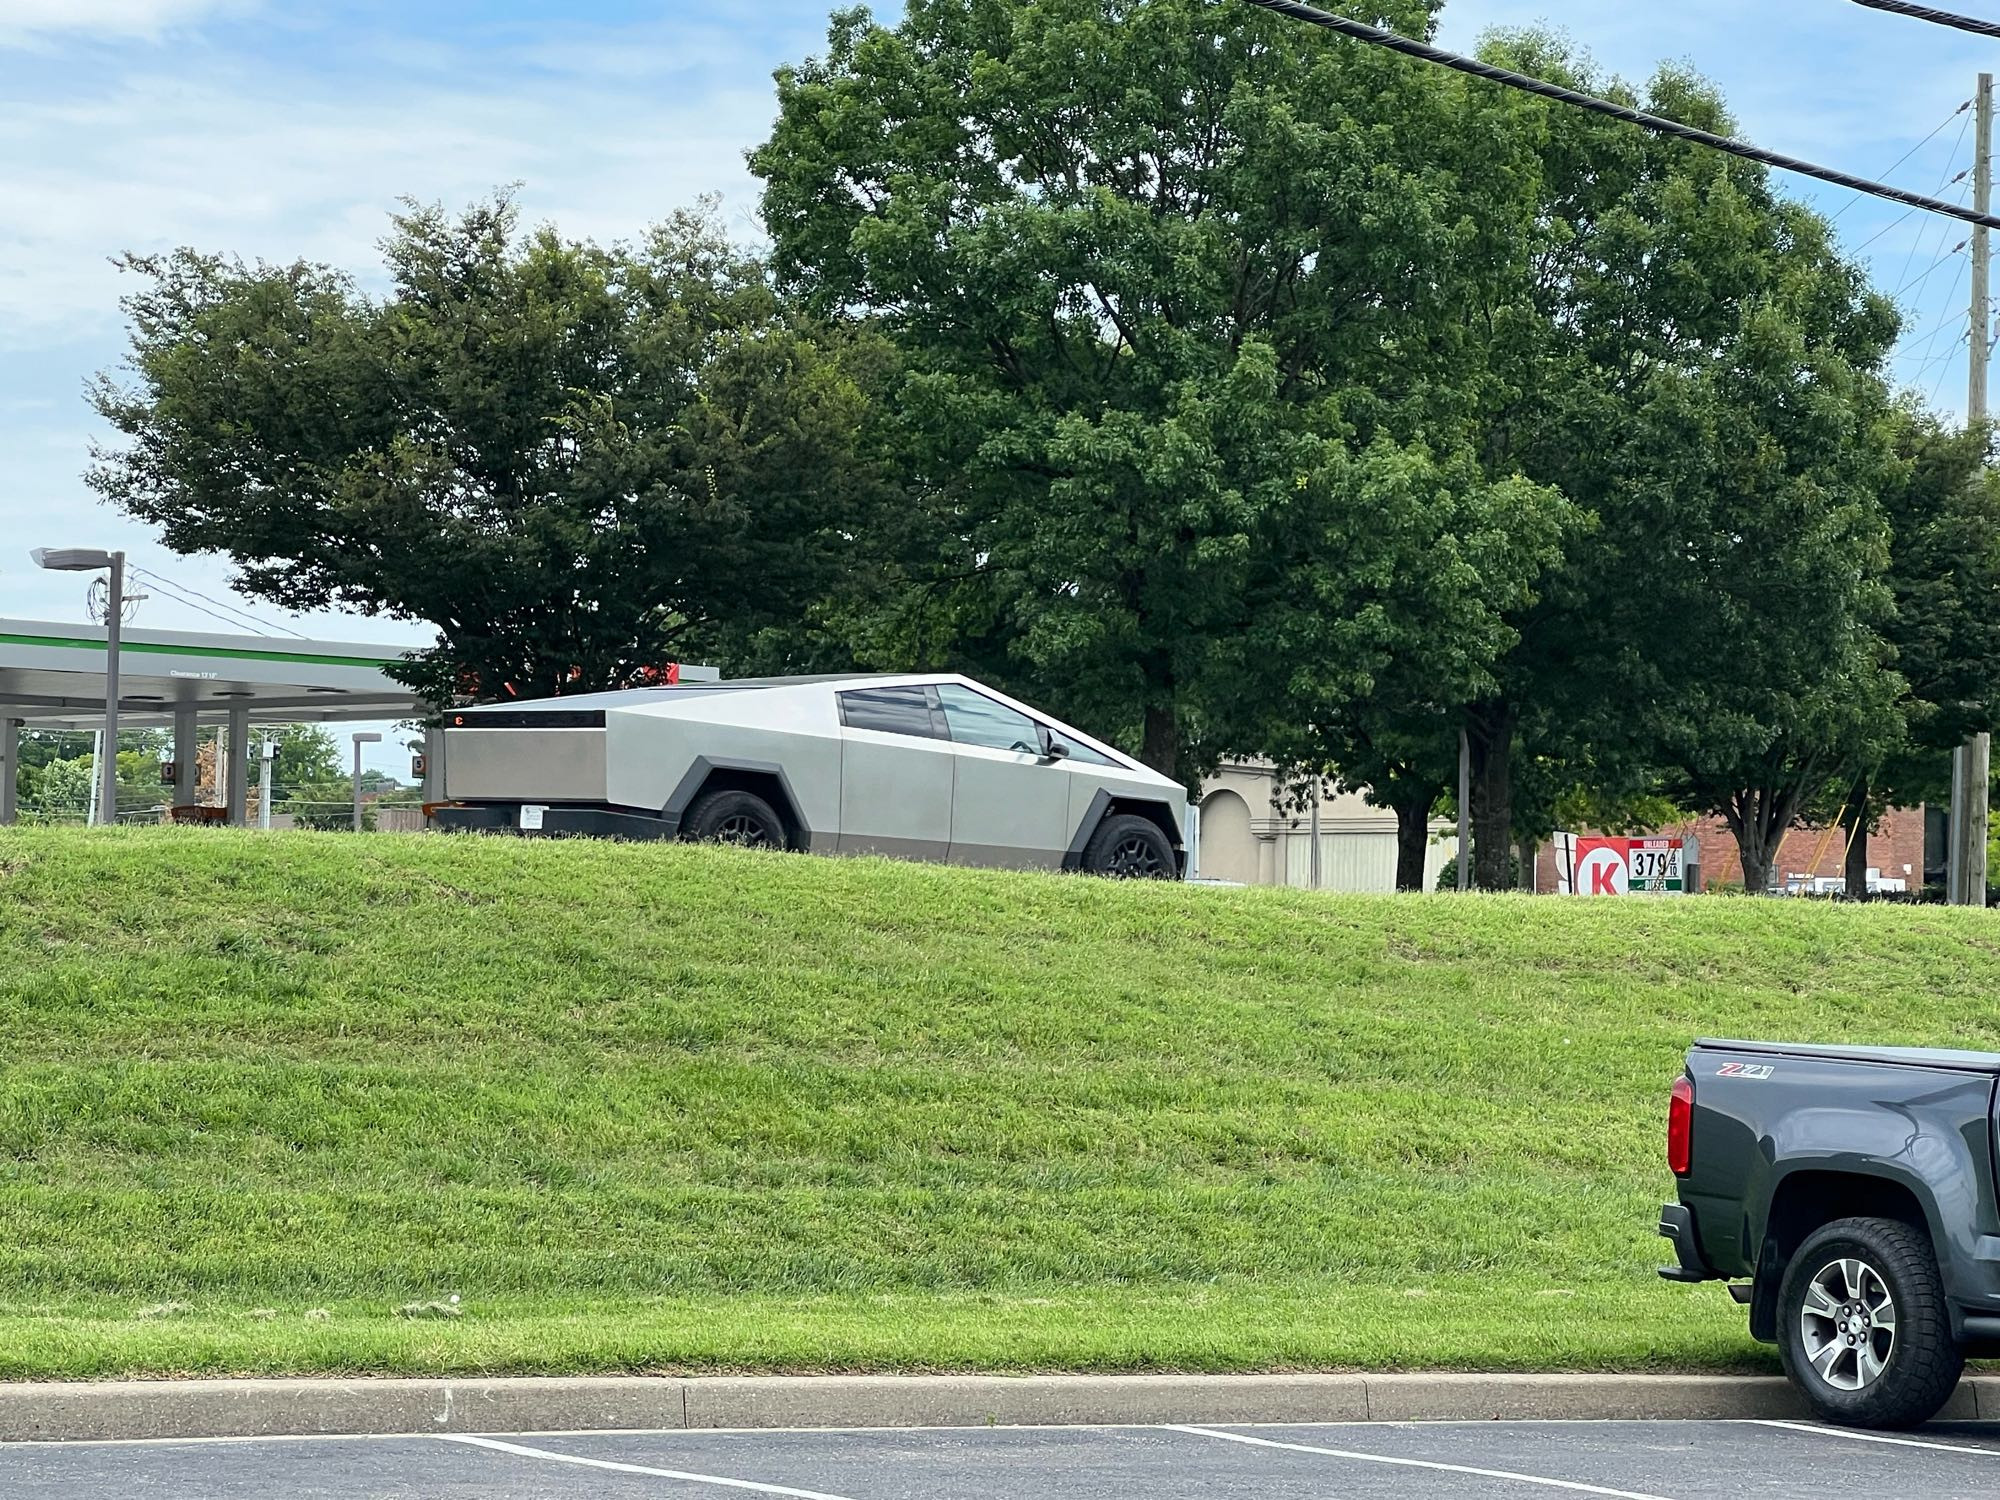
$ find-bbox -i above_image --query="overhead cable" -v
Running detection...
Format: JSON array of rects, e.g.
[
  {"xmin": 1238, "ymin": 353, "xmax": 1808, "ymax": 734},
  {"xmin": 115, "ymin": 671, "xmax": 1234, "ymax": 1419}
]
[
  {"xmin": 1236, "ymin": 0, "xmax": 2000, "ymax": 233},
  {"xmin": 130, "ymin": 570, "xmax": 272, "ymax": 637},
  {"xmin": 1836, "ymin": 100, "xmax": 1972, "ymax": 224},
  {"xmin": 133, "ymin": 567, "xmax": 307, "ymax": 638},
  {"xmin": 1851, "ymin": 0, "xmax": 2000, "ymax": 40}
]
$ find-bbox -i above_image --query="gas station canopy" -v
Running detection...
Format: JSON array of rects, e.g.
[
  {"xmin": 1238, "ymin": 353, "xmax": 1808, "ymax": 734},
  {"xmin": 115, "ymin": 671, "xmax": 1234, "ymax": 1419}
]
[
  {"xmin": 0, "ymin": 616, "xmax": 430, "ymax": 731},
  {"xmin": 0, "ymin": 616, "xmax": 435, "ymax": 828}
]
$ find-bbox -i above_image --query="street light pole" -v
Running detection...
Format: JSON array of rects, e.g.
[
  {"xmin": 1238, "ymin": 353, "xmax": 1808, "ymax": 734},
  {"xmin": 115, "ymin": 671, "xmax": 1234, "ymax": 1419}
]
[
  {"xmin": 102, "ymin": 551, "xmax": 124, "ymax": 827},
  {"xmin": 351, "ymin": 732, "xmax": 381, "ymax": 832},
  {"xmin": 31, "ymin": 546, "xmax": 127, "ymax": 828}
]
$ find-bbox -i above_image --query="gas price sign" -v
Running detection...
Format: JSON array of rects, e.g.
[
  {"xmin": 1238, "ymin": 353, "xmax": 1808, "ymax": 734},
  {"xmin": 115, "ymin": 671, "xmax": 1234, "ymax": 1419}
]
[{"xmin": 1557, "ymin": 835, "xmax": 1688, "ymax": 896}]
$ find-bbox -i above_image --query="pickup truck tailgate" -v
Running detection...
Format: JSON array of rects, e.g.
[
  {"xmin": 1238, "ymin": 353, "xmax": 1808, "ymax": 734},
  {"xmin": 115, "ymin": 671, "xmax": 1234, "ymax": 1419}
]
[{"xmin": 443, "ymin": 722, "xmax": 608, "ymax": 804}]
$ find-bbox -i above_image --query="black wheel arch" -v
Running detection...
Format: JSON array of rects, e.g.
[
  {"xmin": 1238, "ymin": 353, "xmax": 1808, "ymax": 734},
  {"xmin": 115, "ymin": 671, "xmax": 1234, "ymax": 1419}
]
[
  {"xmin": 1064, "ymin": 790, "xmax": 1186, "ymax": 876},
  {"xmin": 664, "ymin": 757, "xmax": 812, "ymax": 852},
  {"xmin": 1755, "ymin": 1170, "xmax": 1935, "ymax": 1343}
]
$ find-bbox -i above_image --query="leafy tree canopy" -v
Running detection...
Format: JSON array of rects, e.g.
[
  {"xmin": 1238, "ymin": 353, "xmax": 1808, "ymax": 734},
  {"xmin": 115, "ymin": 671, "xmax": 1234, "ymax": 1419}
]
[
  {"xmin": 754, "ymin": 0, "xmax": 1574, "ymax": 780},
  {"xmin": 90, "ymin": 196, "xmax": 896, "ymax": 708},
  {"xmin": 1445, "ymin": 35, "xmax": 1909, "ymax": 888}
]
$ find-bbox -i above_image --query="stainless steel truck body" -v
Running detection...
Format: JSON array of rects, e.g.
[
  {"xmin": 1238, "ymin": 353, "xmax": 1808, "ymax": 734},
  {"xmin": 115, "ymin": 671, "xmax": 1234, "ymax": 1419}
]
[{"xmin": 433, "ymin": 673, "xmax": 1188, "ymax": 877}]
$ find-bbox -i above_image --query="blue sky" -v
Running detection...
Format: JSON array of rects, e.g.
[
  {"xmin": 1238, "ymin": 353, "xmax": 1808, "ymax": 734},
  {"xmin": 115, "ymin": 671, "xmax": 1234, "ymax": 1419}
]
[{"xmin": 0, "ymin": 0, "xmax": 1989, "ymax": 714}]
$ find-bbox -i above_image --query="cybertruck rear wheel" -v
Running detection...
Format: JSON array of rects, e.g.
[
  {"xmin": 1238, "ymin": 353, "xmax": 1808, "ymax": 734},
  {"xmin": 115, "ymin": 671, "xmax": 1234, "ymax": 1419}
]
[
  {"xmin": 1777, "ymin": 1216, "xmax": 1961, "ymax": 1429},
  {"xmin": 682, "ymin": 789, "xmax": 786, "ymax": 849},
  {"xmin": 1081, "ymin": 814, "xmax": 1176, "ymax": 879}
]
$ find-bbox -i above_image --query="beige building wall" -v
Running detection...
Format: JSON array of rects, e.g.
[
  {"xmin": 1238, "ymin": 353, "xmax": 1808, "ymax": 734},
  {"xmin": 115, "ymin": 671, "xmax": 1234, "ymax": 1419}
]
[{"xmin": 1192, "ymin": 760, "xmax": 1458, "ymax": 893}]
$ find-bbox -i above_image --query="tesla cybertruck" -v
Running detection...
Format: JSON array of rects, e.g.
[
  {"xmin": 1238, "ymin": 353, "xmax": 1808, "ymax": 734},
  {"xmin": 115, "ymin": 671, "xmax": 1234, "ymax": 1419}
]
[{"xmin": 433, "ymin": 674, "xmax": 1187, "ymax": 878}]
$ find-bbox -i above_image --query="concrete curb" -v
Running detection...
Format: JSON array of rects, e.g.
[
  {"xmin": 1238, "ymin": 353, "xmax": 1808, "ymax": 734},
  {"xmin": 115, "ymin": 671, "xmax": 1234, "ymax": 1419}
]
[{"xmin": 5, "ymin": 1372, "xmax": 1998, "ymax": 1443}]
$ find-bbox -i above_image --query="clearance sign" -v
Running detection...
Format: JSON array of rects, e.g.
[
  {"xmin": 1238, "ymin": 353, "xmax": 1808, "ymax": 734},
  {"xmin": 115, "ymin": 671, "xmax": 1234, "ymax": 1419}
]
[{"xmin": 1554, "ymin": 834, "xmax": 1688, "ymax": 895}]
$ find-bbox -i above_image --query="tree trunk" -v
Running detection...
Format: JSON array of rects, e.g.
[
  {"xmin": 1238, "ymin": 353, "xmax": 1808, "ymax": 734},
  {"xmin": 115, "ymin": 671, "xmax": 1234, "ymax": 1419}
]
[
  {"xmin": 1392, "ymin": 793, "xmax": 1436, "ymax": 893},
  {"xmin": 1842, "ymin": 776, "xmax": 1871, "ymax": 900},
  {"xmin": 1140, "ymin": 702, "xmax": 1179, "ymax": 781},
  {"xmin": 1466, "ymin": 705, "xmax": 1515, "ymax": 890},
  {"xmin": 1728, "ymin": 785, "xmax": 1793, "ymax": 896},
  {"xmin": 1741, "ymin": 852, "xmax": 1770, "ymax": 895}
]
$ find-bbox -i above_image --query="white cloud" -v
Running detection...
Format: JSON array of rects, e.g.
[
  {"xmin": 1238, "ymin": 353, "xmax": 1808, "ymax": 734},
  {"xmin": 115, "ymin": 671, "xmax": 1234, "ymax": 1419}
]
[
  {"xmin": 0, "ymin": 55, "xmax": 782, "ymax": 347},
  {"xmin": 0, "ymin": 0, "xmax": 251, "ymax": 43},
  {"xmin": 0, "ymin": 2, "xmax": 825, "ymax": 656}
]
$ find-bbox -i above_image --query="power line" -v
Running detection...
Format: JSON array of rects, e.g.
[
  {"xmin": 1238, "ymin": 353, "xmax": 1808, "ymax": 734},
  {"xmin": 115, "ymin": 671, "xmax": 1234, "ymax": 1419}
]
[
  {"xmin": 1930, "ymin": 331, "xmax": 1971, "ymax": 406},
  {"xmin": 1886, "ymin": 168, "xmax": 1972, "ymax": 313},
  {"xmin": 129, "ymin": 571, "xmax": 275, "ymax": 636},
  {"xmin": 136, "ymin": 568, "xmax": 301, "ymax": 637},
  {"xmin": 1835, "ymin": 99, "xmax": 1971, "ymax": 224},
  {"xmin": 1907, "ymin": 330, "xmax": 1970, "ymax": 385},
  {"xmin": 1851, "ymin": 0, "xmax": 2000, "ymax": 40},
  {"xmin": 1855, "ymin": 169, "xmax": 1963, "ymax": 256},
  {"xmin": 1237, "ymin": 0, "xmax": 2000, "ymax": 232},
  {"xmin": 132, "ymin": 567, "xmax": 308, "ymax": 638},
  {"xmin": 1892, "ymin": 236, "xmax": 1970, "ymax": 300},
  {"xmin": 1904, "ymin": 312, "xmax": 1968, "ymax": 374},
  {"xmin": 1896, "ymin": 301, "xmax": 1973, "ymax": 351},
  {"xmin": 1918, "ymin": 257, "xmax": 1976, "ymax": 364}
]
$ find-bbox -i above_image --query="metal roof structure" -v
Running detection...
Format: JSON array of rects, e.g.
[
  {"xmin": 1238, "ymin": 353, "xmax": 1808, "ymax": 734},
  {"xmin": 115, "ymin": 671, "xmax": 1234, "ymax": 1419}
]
[
  {"xmin": 0, "ymin": 617, "xmax": 727, "ymax": 828},
  {"xmin": 0, "ymin": 617, "xmax": 430, "ymax": 732}
]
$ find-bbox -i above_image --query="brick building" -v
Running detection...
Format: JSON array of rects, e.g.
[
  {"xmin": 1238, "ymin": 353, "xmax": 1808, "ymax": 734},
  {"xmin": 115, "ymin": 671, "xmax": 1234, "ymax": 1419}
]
[{"xmin": 1533, "ymin": 806, "xmax": 1932, "ymax": 894}]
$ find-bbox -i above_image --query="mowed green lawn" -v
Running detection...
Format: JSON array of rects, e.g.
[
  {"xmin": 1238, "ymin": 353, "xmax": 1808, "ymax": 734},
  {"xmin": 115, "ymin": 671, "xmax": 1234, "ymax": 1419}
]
[{"xmin": 2, "ymin": 827, "xmax": 1996, "ymax": 1380}]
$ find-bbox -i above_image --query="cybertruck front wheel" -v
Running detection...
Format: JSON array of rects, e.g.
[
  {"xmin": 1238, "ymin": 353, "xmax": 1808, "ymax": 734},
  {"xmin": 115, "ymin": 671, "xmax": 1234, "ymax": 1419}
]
[
  {"xmin": 1081, "ymin": 814, "xmax": 1176, "ymax": 879},
  {"xmin": 682, "ymin": 789, "xmax": 786, "ymax": 849},
  {"xmin": 1776, "ymin": 1216, "xmax": 1962, "ymax": 1429}
]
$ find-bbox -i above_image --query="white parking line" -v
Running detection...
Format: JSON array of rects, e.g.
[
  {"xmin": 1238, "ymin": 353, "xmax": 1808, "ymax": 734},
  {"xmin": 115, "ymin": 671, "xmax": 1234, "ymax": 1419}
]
[
  {"xmin": 1166, "ymin": 1424, "xmax": 1681, "ymax": 1499},
  {"xmin": 439, "ymin": 1434, "xmax": 862, "ymax": 1499},
  {"xmin": 1751, "ymin": 1420, "xmax": 2000, "ymax": 1457}
]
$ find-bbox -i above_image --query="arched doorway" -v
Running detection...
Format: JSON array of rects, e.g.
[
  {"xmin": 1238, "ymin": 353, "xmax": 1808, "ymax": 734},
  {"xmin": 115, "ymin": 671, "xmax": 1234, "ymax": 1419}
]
[{"xmin": 1195, "ymin": 788, "xmax": 1257, "ymax": 884}]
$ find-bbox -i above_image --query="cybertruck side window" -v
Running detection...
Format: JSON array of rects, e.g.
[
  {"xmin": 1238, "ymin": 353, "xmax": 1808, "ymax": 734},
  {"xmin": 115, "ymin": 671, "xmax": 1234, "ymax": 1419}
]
[
  {"xmin": 838, "ymin": 686, "xmax": 943, "ymax": 739},
  {"xmin": 935, "ymin": 684, "xmax": 1122, "ymax": 764},
  {"xmin": 936, "ymin": 684, "xmax": 1045, "ymax": 754},
  {"xmin": 1052, "ymin": 737, "xmax": 1118, "ymax": 767}
]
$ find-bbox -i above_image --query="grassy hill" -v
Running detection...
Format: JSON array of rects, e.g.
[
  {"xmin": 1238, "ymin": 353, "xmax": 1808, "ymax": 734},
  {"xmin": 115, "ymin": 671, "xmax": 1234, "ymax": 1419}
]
[{"xmin": 2, "ymin": 826, "xmax": 1997, "ymax": 1379}]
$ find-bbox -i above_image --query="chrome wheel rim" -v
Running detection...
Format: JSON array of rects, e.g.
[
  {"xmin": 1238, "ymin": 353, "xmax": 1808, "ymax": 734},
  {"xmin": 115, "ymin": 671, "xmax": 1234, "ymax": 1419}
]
[{"xmin": 1800, "ymin": 1257, "xmax": 1896, "ymax": 1391}]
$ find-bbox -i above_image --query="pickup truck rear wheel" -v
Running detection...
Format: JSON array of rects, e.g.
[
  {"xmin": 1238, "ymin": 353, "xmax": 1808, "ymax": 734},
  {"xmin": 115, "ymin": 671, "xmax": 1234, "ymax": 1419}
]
[
  {"xmin": 1777, "ymin": 1216, "xmax": 1962, "ymax": 1429},
  {"xmin": 682, "ymin": 789, "xmax": 785, "ymax": 849}
]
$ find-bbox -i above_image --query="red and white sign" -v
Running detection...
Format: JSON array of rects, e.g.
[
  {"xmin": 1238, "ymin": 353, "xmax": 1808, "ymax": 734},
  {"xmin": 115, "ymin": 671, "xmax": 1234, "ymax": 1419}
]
[{"xmin": 1555, "ymin": 835, "xmax": 1688, "ymax": 896}]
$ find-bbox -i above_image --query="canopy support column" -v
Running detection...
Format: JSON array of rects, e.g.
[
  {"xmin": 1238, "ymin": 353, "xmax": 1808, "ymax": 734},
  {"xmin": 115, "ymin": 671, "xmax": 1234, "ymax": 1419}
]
[
  {"xmin": 225, "ymin": 707, "xmax": 250, "ymax": 827},
  {"xmin": 172, "ymin": 706, "xmax": 198, "ymax": 813},
  {"xmin": 0, "ymin": 717, "xmax": 18, "ymax": 828}
]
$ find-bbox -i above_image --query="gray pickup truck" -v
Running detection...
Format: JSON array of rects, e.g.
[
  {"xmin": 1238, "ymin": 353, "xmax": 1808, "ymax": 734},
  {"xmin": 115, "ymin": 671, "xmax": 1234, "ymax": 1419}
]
[{"xmin": 1660, "ymin": 1038, "xmax": 2000, "ymax": 1428}]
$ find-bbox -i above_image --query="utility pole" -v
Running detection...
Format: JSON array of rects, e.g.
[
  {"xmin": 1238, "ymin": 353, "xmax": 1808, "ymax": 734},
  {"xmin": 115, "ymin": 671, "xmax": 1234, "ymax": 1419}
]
[{"xmin": 1950, "ymin": 72, "xmax": 1993, "ymax": 908}]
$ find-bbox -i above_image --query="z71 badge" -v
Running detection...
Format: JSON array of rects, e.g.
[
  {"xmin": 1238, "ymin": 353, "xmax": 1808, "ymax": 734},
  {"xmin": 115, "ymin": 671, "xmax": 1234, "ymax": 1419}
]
[{"xmin": 1716, "ymin": 1062, "xmax": 1775, "ymax": 1079}]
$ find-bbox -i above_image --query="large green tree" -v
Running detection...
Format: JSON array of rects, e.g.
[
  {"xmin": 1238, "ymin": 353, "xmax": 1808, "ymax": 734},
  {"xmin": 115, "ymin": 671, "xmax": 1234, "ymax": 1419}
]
[
  {"xmin": 753, "ymin": 0, "xmax": 1567, "ymax": 782},
  {"xmin": 90, "ymin": 197, "xmax": 893, "ymax": 707},
  {"xmin": 1841, "ymin": 414, "xmax": 2000, "ymax": 895},
  {"xmin": 1450, "ymin": 39, "xmax": 1907, "ymax": 889},
  {"xmin": 1250, "ymin": 443, "xmax": 1574, "ymax": 889},
  {"xmin": 1633, "ymin": 315, "xmax": 1905, "ymax": 894}
]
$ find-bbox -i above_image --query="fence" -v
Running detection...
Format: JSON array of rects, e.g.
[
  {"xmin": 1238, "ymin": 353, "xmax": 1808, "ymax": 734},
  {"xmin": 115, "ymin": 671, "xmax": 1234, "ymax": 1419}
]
[{"xmin": 14, "ymin": 796, "xmax": 429, "ymax": 831}]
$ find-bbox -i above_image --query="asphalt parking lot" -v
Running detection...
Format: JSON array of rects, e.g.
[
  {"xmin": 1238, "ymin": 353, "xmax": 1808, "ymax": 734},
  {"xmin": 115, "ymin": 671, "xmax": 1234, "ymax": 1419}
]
[{"xmin": 5, "ymin": 1418, "xmax": 2000, "ymax": 1499}]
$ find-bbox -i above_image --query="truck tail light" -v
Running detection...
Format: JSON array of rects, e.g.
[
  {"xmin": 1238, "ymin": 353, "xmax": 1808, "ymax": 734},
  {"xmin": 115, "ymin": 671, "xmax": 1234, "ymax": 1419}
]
[{"xmin": 1667, "ymin": 1075, "xmax": 1694, "ymax": 1176}]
